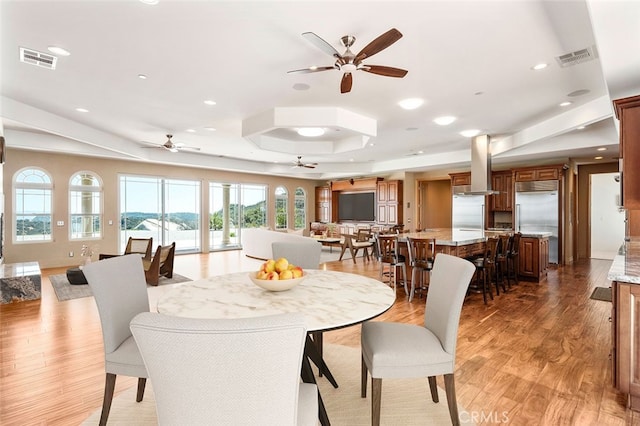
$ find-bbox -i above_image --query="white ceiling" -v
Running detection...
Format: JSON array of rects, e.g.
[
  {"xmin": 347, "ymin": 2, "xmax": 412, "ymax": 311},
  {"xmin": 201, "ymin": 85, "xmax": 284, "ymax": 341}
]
[{"xmin": 1, "ymin": 0, "xmax": 639, "ymax": 180}]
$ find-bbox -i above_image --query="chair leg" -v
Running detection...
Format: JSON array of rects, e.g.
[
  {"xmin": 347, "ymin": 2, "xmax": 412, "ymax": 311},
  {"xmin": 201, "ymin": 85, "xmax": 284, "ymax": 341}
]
[
  {"xmin": 409, "ymin": 268, "xmax": 417, "ymax": 302},
  {"xmin": 428, "ymin": 376, "xmax": 439, "ymax": 403},
  {"xmin": 444, "ymin": 373, "xmax": 460, "ymax": 426},
  {"xmin": 361, "ymin": 354, "xmax": 368, "ymax": 398},
  {"xmin": 371, "ymin": 377, "xmax": 382, "ymax": 426},
  {"xmin": 136, "ymin": 377, "xmax": 146, "ymax": 402},
  {"xmin": 99, "ymin": 373, "xmax": 117, "ymax": 426}
]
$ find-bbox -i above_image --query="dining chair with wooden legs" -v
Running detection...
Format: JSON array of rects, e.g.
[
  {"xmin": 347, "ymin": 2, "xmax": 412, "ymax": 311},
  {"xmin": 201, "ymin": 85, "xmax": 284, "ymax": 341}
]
[{"xmin": 360, "ymin": 253, "xmax": 476, "ymax": 426}]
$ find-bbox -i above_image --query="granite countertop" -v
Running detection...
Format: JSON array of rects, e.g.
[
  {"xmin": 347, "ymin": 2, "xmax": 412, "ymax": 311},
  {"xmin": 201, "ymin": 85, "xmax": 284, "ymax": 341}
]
[
  {"xmin": 608, "ymin": 240, "xmax": 640, "ymax": 284},
  {"xmin": 402, "ymin": 228, "xmax": 552, "ymax": 246}
]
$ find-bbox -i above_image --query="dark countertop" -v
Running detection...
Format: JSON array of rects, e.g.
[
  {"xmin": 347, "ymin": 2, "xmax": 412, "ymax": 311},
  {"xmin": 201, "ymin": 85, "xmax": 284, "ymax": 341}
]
[{"xmin": 402, "ymin": 228, "xmax": 551, "ymax": 246}]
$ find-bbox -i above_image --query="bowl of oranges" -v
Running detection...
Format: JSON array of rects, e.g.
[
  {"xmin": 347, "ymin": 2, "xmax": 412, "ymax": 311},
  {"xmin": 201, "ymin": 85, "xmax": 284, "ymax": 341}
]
[{"xmin": 249, "ymin": 257, "xmax": 306, "ymax": 291}]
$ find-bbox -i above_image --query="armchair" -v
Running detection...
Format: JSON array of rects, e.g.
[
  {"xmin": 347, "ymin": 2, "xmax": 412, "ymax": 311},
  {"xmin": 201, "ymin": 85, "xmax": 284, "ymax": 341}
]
[
  {"xmin": 98, "ymin": 237, "xmax": 153, "ymax": 260},
  {"xmin": 141, "ymin": 242, "xmax": 175, "ymax": 286}
]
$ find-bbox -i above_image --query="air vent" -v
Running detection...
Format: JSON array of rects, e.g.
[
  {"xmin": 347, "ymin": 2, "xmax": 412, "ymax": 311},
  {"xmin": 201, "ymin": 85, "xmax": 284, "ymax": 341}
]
[
  {"xmin": 19, "ymin": 47, "xmax": 57, "ymax": 70},
  {"xmin": 555, "ymin": 45, "xmax": 598, "ymax": 68}
]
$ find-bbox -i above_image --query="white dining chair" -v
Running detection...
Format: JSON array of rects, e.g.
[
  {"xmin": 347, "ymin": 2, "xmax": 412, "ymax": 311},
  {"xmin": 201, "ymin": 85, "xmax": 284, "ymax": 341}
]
[
  {"xmin": 360, "ymin": 253, "xmax": 476, "ymax": 426},
  {"xmin": 272, "ymin": 241, "xmax": 322, "ymax": 269},
  {"xmin": 130, "ymin": 312, "xmax": 318, "ymax": 426},
  {"xmin": 82, "ymin": 254, "xmax": 149, "ymax": 426}
]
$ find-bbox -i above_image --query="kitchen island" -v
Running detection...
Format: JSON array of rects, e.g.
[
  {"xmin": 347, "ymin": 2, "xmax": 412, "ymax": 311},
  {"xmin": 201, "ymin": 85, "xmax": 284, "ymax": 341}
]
[
  {"xmin": 608, "ymin": 241, "xmax": 640, "ymax": 411},
  {"xmin": 399, "ymin": 228, "xmax": 551, "ymax": 281}
]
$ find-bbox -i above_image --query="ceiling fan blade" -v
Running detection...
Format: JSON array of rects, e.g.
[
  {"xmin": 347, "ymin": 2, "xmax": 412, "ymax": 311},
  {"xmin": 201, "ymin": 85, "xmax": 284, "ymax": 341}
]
[
  {"xmin": 287, "ymin": 66, "xmax": 336, "ymax": 74},
  {"xmin": 302, "ymin": 32, "xmax": 341, "ymax": 58},
  {"xmin": 354, "ymin": 28, "xmax": 403, "ymax": 63},
  {"xmin": 341, "ymin": 73, "xmax": 353, "ymax": 94},
  {"xmin": 361, "ymin": 65, "xmax": 408, "ymax": 78},
  {"xmin": 303, "ymin": 164, "xmax": 316, "ymax": 169}
]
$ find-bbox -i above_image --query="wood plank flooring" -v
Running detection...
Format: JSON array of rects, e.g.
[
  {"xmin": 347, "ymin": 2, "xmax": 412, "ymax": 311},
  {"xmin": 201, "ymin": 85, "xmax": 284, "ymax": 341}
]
[{"xmin": 0, "ymin": 251, "xmax": 637, "ymax": 425}]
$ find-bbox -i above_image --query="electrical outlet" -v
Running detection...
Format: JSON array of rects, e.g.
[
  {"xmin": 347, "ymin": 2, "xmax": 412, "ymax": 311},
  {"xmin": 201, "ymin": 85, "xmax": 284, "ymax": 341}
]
[
  {"xmin": 108, "ymin": 220, "xmax": 113, "ymax": 225},
  {"xmin": 69, "ymin": 251, "xmax": 74, "ymax": 257},
  {"xmin": 57, "ymin": 220, "xmax": 64, "ymax": 226}
]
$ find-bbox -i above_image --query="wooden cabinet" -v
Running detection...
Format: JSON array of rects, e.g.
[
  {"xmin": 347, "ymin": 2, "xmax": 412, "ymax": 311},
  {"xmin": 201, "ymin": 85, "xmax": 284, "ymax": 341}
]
[
  {"xmin": 514, "ymin": 166, "xmax": 561, "ymax": 182},
  {"xmin": 519, "ymin": 236, "xmax": 549, "ymax": 281},
  {"xmin": 315, "ymin": 186, "xmax": 331, "ymax": 223},
  {"xmin": 614, "ymin": 95, "xmax": 640, "ymax": 235},
  {"xmin": 490, "ymin": 171, "xmax": 513, "ymax": 212},
  {"xmin": 449, "ymin": 172, "xmax": 471, "ymax": 187},
  {"xmin": 611, "ymin": 280, "xmax": 640, "ymax": 410},
  {"xmin": 376, "ymin": 180, "xmax": 403, "ymax": 225}
]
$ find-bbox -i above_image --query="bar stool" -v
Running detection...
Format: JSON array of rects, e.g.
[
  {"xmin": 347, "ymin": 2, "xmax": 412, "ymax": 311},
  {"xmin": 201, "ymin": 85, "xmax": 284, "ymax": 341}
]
[
  {"xmin": 495, "ymin": 235, "xmax": 511, "ymax": 292},
  {"xmin": 472, "ymin": 237, "xmax": 499, "ymax": 304},
  {"xmin": 406, "ymin": 236, "xmax": 435, "ymax": 302},
  {"xmin": 506, "ymin": 232, "xmax": 521, "ymax": 285},
  {"xmin": 375, "ymin": 233, "xmax": 407, "ymax": 294}
]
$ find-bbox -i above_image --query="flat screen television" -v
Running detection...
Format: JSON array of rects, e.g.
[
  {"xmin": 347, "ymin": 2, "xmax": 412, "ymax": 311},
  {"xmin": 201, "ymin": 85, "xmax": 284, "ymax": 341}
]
[{"xmin": 338, "ymin": 192, "xmax": 375, "ymax": 222}]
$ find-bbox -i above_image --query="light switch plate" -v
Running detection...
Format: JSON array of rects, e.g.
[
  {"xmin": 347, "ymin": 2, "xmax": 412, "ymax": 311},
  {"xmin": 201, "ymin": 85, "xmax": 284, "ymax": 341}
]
[{"xmin": 56, "ymin": 220, "xmax": 64, "ymax": 226}]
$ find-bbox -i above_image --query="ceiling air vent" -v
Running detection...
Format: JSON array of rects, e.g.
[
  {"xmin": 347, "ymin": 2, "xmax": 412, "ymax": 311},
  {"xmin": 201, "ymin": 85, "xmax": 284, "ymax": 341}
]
[
  {"xmin": 555, "ymin": 45, "xmax": 598, "ymax": 68},
  {"xmin": 19, "ymin": 47, "xmax": 57, "ymax": 70}
]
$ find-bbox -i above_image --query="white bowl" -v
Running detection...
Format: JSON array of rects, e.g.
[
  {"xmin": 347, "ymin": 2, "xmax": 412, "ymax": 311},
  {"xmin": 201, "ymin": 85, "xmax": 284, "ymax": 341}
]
[{"xmin": 249, "ymin": 271, "xmax": 306, "ymax": 291}]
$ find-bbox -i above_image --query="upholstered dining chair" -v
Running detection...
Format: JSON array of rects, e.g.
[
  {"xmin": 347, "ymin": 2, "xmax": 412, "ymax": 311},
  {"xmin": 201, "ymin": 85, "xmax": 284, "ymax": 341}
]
[
  {"xmin": 130, "ymin": 312, "xmax": 318, "ymax": 426},
  {"xmin": 272, "ymin": 241, "xmax": 322, "ymax": 269},
  {"xmin": 82, "ymin": 254, "xmax": 149, "ymax": 426},
  {"xmin": 360, "ymin": 253, "xmax": 476, "ymax": 426}
]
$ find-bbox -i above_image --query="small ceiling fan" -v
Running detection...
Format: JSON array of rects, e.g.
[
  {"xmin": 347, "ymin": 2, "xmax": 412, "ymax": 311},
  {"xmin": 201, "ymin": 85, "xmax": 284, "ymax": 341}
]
[
  {"xmin": 292, "ymin": 156, "xmax": 317, "ymax": 169},
  {"xmin": 142, "ymin": 134, "xmax": 201, "ymax": 153},
  {"xmin": 288, "ymin": 28, "xmax": 408, "ymax": 93}
]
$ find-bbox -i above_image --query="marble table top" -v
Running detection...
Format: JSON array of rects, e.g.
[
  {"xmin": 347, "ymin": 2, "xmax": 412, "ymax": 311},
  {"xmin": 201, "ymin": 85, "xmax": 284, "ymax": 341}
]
[
  {"xmin": 608, "ymin": 240, "xmax": 640, "ymax": 284},
  {"xmin": 157, "ymin": 270, "xmax": 396, "ymax": 332}
]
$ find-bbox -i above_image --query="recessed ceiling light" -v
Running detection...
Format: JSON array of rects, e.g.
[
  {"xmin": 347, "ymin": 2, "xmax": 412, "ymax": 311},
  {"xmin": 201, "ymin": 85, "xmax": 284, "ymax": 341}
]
[
  {"xmin": 433, "ymin": 116, "xmax": 457, "ymax": 126},
  {"xmin": 204, "ymin": 100, "xmax": 216, "ymax": 106},
  {"xmin": 204, "ymin": 127, "xmax": 217, "ymax": 131},
  {"xmin": 568, "ymin": 89, "xmax": 590, "ymax": 97},
  {"xmin": 398, "ymin": 98, "xmax": 424, "ymax": 110},
  {"xmin": 531, "ymin": 63, "xmax": 548, "ymax": 70},
  {"xmin": 417, "ymin": 150, "xmax": 424, "ymax": 154},
  {"xmin": 47, "ymin": 46, "xmax": 70, "ymax": 56},
  {"xmin": 597, "ymin": 147, "xmax": 607, "ymax": 151},
  {"xmin": 576, "ymin": 125, "xmax": 585, "ymax": 130},
  {"xmin": 75, "ymin": 107, "xmax": 89, "ymax": 113},
  {"xmin": 369, "ymin": 143, "xmax": 375, "ymax": 147},
  {"xmin": 559, "ymin": 101, "xmax": 572, "ymax": 107},
  {"xmin": 594, "ymin": 156, "xmax": 603, "ymax": 160},
  {"xmin": 139, "ymin": 0, "xmax": 159, "ymax": 4},
  {"xmin": 138, "ymin": 74, "xmax": 147, "ymax": 79},
  {"xmin": 460, "ymin": 129, "xmax": 481, "ymax": 137},
  {"xmin": 186, "ymin": 129, "xmax": 196, "ymax": 133},
  {"xmin": 297, "ymin": 127, "xmax": 325, "ymax": 137},
  {"xmin": 349, "ymin": 158, "xmax": 354, "ymax": 162}
]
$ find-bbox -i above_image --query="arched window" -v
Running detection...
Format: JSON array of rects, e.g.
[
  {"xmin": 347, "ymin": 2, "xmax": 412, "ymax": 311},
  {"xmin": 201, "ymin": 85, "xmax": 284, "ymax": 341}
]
[
  {"xmin": 275, "ymin": 186, "xmax": 288, "ymax": 230},
  {"xmin": 294, "ymin": 187, "xmax": 306, "ymax": 230},
  {"xmin": 14, "ymin": 168, "xmax": 53, "ymax": 242},
  {"xmin": 70, "ymin": 171, "xmax": 102, "ymax": 239}
]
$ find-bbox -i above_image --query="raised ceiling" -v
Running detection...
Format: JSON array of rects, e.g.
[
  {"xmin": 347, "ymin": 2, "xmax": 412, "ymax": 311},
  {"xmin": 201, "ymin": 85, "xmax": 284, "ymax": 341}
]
[{"xmin": 1, "ymin": 1, "xmax": 639, "ymax": 180}]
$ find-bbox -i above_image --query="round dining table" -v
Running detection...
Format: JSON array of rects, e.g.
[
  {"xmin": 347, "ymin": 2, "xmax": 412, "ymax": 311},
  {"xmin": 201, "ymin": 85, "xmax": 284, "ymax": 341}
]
[{"xmin": 156, "ymin": 269, "xmax": 396, "ymax": 426}]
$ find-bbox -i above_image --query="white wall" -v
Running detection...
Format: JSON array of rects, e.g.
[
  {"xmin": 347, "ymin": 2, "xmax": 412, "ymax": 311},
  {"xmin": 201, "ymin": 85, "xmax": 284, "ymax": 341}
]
[{"xmin": 590, "ymin": 172, "xmax": 625, "ymax": 259}]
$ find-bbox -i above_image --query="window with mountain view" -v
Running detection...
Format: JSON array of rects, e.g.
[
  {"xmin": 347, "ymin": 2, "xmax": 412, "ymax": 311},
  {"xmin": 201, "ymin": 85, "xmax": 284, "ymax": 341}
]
[
  {"xmin": 14, "ymin": 168, "xmax": 53, "ymax": 242},
  {"xmin": 119, "ymin": 175, "xmax": 200, "ymax": 252},
  {"xmin": 294, "ymin": 187, "xmax": 306, "ymax": 230},
  {"xmin": 275, "ymin": 186, "xmax": 288, "ymax": 230}
]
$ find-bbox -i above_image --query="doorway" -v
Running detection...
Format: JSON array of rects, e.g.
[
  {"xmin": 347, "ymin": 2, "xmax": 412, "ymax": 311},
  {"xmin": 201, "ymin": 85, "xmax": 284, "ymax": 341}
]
[{"xmin": 590, "ymin": 172, "xmax": 625, "ymax": 259}]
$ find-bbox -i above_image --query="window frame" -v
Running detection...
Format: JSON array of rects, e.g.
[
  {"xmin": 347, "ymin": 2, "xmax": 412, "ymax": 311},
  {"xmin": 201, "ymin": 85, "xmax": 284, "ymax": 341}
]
[
  {"xmin": 13, "ymin": 167, "xmax": 53, "ymax": 243},
  {"xmin": 69, "ymin": 171, "xmax": 103, "ymax": 240}
]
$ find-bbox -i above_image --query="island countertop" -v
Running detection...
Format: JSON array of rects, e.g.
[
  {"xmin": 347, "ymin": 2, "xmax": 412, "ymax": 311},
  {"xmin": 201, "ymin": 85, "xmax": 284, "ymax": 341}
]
[
  {"xmin": 608, "ymin": 240, "xmax": 640, "ymax": 284},
  {"xmin": 401, "ymin": 228, "xmax": 551, "ymax": 247}
]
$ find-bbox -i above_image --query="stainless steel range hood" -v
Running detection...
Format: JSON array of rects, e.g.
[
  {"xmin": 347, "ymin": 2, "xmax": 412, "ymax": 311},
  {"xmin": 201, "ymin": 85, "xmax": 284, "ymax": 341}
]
[{"xmin": 454, "ymin": 134, "xmax": 499, "ymax": 196}]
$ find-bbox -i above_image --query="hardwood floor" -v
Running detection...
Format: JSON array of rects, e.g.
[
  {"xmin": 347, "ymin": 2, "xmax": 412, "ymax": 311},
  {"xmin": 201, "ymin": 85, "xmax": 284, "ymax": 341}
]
[{"xmin": 1, "ymin": 251, "xmax": 637, "ymax": 425}]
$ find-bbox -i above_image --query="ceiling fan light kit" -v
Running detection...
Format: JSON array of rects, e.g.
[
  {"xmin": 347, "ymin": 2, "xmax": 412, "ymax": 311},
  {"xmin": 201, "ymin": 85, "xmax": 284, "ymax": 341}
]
[
  {"xmin": 288, "ymin": 28, "xmax": 408, "ymax": 93},
  {"xmin": 142, "ymin": 134, "xmax": 201, "ymax": 153}
]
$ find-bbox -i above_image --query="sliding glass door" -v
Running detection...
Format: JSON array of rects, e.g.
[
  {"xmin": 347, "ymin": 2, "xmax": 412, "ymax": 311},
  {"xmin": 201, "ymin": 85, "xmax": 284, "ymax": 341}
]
[{"xmin": 120, "ymin": 175, "xmax": 200, "ymax": 253}]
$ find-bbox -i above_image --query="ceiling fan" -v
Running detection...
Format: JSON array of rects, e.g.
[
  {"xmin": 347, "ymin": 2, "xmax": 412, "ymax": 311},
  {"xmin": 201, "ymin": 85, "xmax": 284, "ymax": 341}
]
[
  {"xmin": 142, "ymin": 134, "xmax": 201, "ymax": 153},
  {"xmin": 288, "ymin": 28, "xmax": 408, "ymax": 94},
  {"xmin": 292, "ymin": 156, "xmax": 318, "ymax": 169}
]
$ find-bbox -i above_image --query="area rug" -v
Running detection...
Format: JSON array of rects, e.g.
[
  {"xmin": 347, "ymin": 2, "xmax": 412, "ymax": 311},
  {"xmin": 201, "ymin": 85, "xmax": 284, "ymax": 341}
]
[
  {"xmin": 50, "ymin": 273, "xmax": 192, "ymax": 302},
  {"xmin": 82, "ymin": 344, "xmax": 474, "ymax": 425},
  {"xmin": 590, "ymin": 286, "xmax": 612, "ymax": 302}
]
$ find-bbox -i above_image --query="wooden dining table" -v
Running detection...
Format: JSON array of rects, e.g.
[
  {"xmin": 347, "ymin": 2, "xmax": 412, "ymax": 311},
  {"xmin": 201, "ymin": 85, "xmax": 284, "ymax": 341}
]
[{"xmin": 156, "ymin": 269, "xmax": 396, "ymax": 426}]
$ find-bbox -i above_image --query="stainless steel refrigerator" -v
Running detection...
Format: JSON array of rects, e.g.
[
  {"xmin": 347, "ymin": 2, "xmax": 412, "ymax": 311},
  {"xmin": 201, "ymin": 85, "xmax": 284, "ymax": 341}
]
[
  {"xmin": 452, "ymin": 193, "xmax": 485, "ymax": 230},
  {"xmin": 515, "ymin": 180, "xmax": 559, "ymax": 263}
]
